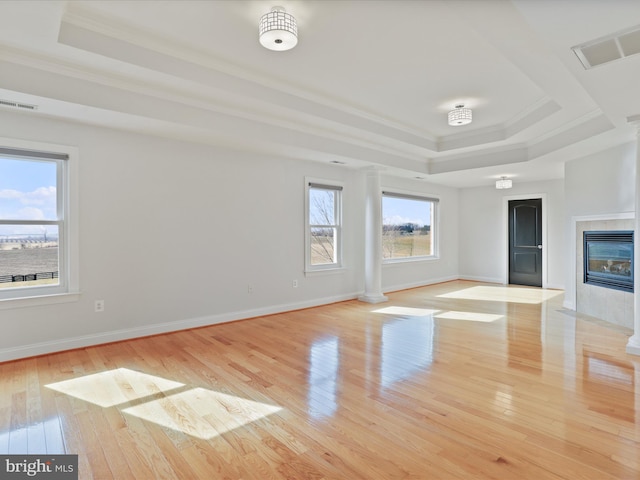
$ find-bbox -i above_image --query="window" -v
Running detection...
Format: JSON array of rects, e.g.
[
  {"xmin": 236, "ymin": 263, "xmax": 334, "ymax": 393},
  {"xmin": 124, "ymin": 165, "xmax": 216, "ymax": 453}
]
[
  {"xmin": 0, "ymin": 144, "xmax": 76, "ymax": 302},
  {"xmin": 382, "ymin": 191, "xmax": 437, "ymax": 260},
  {"xmin": 306, "ymin": 181, "xmax": 343, "ymax": 271}
]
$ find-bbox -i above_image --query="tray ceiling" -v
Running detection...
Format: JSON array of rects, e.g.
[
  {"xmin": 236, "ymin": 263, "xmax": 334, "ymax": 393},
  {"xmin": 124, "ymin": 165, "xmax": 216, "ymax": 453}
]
[{"xmin": 0, "ymin": 0, "xmax": 639, "ymax": 187}]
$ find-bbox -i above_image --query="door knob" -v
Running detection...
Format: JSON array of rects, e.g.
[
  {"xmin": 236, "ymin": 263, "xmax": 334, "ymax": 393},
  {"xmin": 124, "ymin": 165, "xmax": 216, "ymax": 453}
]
[{"xmin": 537, "ymin": 245, "xmax": 542, "ymax": 249}]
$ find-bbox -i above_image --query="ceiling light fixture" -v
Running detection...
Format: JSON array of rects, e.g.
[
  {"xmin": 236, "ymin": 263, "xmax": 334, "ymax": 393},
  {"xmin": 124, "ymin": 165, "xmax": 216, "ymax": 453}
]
[
  {"xmin": 448, "ymin": 104, "xmax": 472, "ymax": 126},
  {"xmin": 259, "ymin": 6, "xmax": 298, "ymax": 51},
  {"xmin": 495, "ymin": 176, "xmax": 512, "ymax": 189}
]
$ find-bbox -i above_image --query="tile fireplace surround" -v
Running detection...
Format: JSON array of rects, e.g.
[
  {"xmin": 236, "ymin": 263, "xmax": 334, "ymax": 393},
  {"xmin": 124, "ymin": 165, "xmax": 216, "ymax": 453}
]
[{"xmin": 576, "ymin": 219, "xmax": 634, "ymax": 329}]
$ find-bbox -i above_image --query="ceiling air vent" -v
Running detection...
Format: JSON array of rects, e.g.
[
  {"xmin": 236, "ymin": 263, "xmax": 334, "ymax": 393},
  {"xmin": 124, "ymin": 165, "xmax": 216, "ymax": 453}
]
[
  {"xmin": 0, "ymin": 99, "xmax": 38, "ymax": 111},
  {"xmin": 572, "ymin": 24, "xmax": 640, "ymax": 69}
]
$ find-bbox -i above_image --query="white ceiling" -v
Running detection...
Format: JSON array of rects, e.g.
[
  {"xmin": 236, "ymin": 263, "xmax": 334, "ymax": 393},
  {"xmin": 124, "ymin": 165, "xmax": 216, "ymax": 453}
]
[{"xmin": 1, "ymin": 0, "xmax": 639, "ymax": 187}]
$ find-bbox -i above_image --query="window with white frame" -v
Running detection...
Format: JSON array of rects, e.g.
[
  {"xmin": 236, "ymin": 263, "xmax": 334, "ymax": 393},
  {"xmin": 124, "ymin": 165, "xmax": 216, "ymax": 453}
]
[
  {"xmin": 0, "ymin": 145, "xmax": 74, "ymax": 300},
  {"xmin": 306, "ymin": 181, "xmax": 343, "ymax": 270},
  {"xmin": 382, "ymin": 191, "xmax": 437, "ymax": 260}
]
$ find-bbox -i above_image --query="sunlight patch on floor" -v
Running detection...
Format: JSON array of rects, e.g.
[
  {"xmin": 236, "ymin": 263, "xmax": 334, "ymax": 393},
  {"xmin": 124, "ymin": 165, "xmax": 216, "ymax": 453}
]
[
  {"xmin": 46, "ymin": 368, "xmax": 184, "ymax": 407},
  {"xmin": 372, "ymin": 306, "xmax": 439, "ymax": 317},
  {"xmin": 122, "ymin": 388, "xmax": 282, "ymax": 440},
  {"xmin": 437, "ymin": 286, "xmax": 563, "ymax": 304},
  {"xmin": 434, "ymin": 311, "xmax": 503, "ymax": 323},
  {"xmin": 46, "ymin": 368, "xmax": 283, "ymax": 440}
]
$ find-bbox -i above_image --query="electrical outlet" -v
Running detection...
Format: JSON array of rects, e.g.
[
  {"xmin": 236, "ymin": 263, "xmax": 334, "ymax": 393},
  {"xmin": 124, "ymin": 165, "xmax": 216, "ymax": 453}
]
[
  {"xmin": 94, "ymin": 300, "xmax": 105, "ymax": 313},
  {"xmin": 292, "ymin": 279, "xmax": 298, "ymax": 288},
  {"xmin": 248, "ymin": 284, "xmax": 254, "ymax": 294}
]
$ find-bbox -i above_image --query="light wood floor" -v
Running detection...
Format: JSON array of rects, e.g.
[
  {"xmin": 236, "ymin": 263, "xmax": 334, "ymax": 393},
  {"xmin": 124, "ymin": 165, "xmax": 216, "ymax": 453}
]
[{"xmin": 2, "ymin": 280, "xmax": 639, "ymax": 479}]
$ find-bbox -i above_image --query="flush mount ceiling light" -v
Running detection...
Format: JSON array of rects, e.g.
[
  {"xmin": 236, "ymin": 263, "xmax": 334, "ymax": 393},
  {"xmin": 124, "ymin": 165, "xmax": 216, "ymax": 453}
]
[
  {"xmin": 259, "ymin": 6, "xmax": 298, "ymax": 51},
  {"xmin": 448, "ymin": 104, "xmax": 472, "ymax": 126},
  {"xmin": 495, "ymin": 176, "xmax": 512, "ymax": 189}
]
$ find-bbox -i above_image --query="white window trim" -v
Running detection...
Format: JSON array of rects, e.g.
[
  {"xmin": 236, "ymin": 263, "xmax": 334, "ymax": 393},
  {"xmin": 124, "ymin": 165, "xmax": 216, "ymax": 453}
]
[
  {"xmin": 0, "ymin": 137, "xmax": 80, "ymax": 307},
  {"xmin": 304, "ymin": 177, "xmax": 345, "ymax": 274},
  {"xmin": 381, "ymin": 188, "xmax": 439, "ymax": 264}
]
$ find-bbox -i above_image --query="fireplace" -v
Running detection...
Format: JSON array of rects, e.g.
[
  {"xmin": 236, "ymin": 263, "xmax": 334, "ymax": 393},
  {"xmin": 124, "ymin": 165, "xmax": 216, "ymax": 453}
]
[{"xmin": 583, "ymin": 230, "xmax": 633, "ymax": 292}]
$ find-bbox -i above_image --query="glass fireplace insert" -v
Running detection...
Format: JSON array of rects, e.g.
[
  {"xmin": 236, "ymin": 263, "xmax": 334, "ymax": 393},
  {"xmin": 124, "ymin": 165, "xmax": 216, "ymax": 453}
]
[{"xmin": 583, "ymin": 230, "xmax": 633, "ymax": 292}]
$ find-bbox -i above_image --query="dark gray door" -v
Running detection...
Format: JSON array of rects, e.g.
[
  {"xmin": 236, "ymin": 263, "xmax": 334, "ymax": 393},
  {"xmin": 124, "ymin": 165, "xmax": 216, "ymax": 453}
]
[{"xmin": 509, "ymin": 199, "xmax": 542, "ymax": 287}]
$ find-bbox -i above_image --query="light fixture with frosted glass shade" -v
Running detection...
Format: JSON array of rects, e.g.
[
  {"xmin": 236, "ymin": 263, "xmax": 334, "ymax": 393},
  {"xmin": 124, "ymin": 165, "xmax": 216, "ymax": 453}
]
[
  {"xmin": 259, "ymin": 6, "xmax": 298, "ymax": 51},
  {"xmin": 495, "ymin": 176, "xmax": 513, "ymax": 189},
  {"xmin": 448, "ymin": 104, "xmax": 473, "ymax": 126}
]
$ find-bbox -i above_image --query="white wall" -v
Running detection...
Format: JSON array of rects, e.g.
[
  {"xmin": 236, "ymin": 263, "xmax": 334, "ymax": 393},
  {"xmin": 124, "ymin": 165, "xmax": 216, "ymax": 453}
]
[
  {"xmin": 458, "ymin": 179, "xmax": 565, "ymax": 289},
  {"xmin": 0, "ymin": 111, "xmax": 360, "ymax": 360},
  {"xmin": 563, "ymin": 142, "xmax": 636, "ymax": 310},
  {"xmin": 17, "ymin": 111, "xmax": 623, "ymax": 361},
  {"xmin": 564, "ymin": 142, "xmax": 635, "ymax": 217},
  {"xmin": 0, "ymin": 110, "xmax": 461, "ymax": 361}
]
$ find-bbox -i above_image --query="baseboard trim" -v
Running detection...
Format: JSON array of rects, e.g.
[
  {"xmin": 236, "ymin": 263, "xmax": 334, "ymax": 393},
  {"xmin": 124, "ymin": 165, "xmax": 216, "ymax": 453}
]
[
  {"xmin": 0, "ymin": 291, "xmax": 360, "ymax": 363},
  {"xmin": 0, "ymin": 276, "xmax": 570, "ymax": 363},
  {"xmin": 458, "ymin": 276, "xmax": 565, "ymax": 291},
  {"xmin": 384, "ymin": 275, "xmax": 459, "ymax": 293},
  {"xmin": 626, "ymin": 335, "xmax": 640, "ymax": 356},
  {"xmin": 457, "ymin": 275, "xmax": 504, "ymax": 284}
]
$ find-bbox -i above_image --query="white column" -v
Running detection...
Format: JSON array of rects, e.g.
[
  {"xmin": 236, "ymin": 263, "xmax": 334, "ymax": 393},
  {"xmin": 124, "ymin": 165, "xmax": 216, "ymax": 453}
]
[
  {"xmin": 359, "ymin": 168, "xmax": 388, "ymax": 304},
  {"xmin": 627, "ymin": 124, "xmax": 640, "ymax": 355}
]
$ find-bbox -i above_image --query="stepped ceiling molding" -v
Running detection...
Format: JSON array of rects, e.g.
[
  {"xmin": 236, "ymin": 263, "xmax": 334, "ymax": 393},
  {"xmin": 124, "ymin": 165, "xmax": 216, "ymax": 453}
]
[{"xmin": 0, "ymin": 0, "xmax": 639, "ymax": 187}]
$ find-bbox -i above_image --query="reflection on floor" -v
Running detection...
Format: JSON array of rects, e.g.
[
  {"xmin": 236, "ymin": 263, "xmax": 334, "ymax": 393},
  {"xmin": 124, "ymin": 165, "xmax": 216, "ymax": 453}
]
[
  {"xmin": 0, "ymin": 280, "xmax": 638, "ymax": 479},
  {"xmin": 434, "ymin": 310, "xmax": 503, "ymax": 323},
  {"xmin": 380, "ymin": 317, "xmax": 434, "ymax": 387},
  {"xmin": 308, "ymin": 337, "xmax": 339, "ymax": 418}
]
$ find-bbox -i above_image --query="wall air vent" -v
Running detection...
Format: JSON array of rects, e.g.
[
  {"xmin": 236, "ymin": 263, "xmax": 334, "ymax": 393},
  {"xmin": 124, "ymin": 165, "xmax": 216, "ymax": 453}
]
[
  {"xmin": 572, "ymin": 24, "xmax": 640, "ymax": 69},
  {"xmin": 0, "ymin": 99, "xmax": 38, "ymax": 111}
]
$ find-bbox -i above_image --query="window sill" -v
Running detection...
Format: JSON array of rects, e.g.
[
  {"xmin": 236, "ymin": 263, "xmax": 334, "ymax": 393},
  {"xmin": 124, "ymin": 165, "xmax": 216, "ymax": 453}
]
[
  {"xmin": 0, "ymin": 292, "xmax": 81, "ymax": 310},
  {"xmin": 383, "ymin": 256, "xmax": 439, "ymax": 266},
  {"xmin": 304, "ymin": 266, "xmax": 347, "ymax": 277}
]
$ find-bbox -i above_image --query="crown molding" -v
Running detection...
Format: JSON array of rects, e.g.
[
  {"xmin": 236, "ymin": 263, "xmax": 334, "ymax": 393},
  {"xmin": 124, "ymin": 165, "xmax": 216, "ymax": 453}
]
[
  {"xmin": 57, "ymin": 4, "xmax": 604, "ymax": 161},
  {"xmin": 0, "ymin": 45, "xmax": 614, "ymax": 179},
  {"xmin": 427, "ymin": 111, "xmax": 614, "ymax": 175},
  {"xmin": 0, "ymin": 3, "xmax": 622, "ymax": 181},
  {"xmin": 0, "ymin": 56, "xmax": 433, "ymax": 175},
  {"xmin": 526, "ymin": 110, "xmax": 612, "ymax": 146},
  {"xmin": 429, "ymin": 145, "xmax": 529, "ymax": 175},
  {"xmin": 436, "ymin": 98, "xmax": 561, "ymax": 152},
  {"xmin": 0, "ymin": 46, "xmax": 430, "ymax": 160},
  {"xmin": 59, "ymin": 4, "xmax": 440, "ymax": 150}
]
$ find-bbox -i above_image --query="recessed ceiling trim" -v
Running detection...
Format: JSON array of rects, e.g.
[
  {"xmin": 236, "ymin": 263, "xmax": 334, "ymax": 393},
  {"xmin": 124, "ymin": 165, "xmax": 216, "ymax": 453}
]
[
  {"xmin": 429, "ymin": 146, "xmax": 529, "ymax": 175},
  {"xmin": 527, "ymin": 112, "xmax": 614, "ymax": 159},
  {"xmin": 526, "ymin": 110, "xmax": 610, "ymax": 145},
  {"xmin": 58, "ymin": 4, "xmax": 439, "ymax": 149},
  {"xmin": 437, "ymin": 98, "xmax": 560, "ymax": 152}
]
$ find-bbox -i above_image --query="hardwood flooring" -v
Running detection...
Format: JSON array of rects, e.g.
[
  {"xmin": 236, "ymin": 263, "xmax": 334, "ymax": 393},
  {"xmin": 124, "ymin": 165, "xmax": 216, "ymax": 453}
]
[{"xmin": 1, "ymin": 280, "xmax": 639, "ymax": 479}]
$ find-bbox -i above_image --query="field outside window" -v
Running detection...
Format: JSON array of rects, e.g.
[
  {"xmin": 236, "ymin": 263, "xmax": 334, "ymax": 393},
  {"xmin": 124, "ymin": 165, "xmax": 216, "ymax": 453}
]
[
  {"xmin": 382, "ymin": 192, "xmax": 436, "ymax": 260},
  {"xmin": 0, "ymin": 152, "xmax": 67, "ymax": 299}
]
